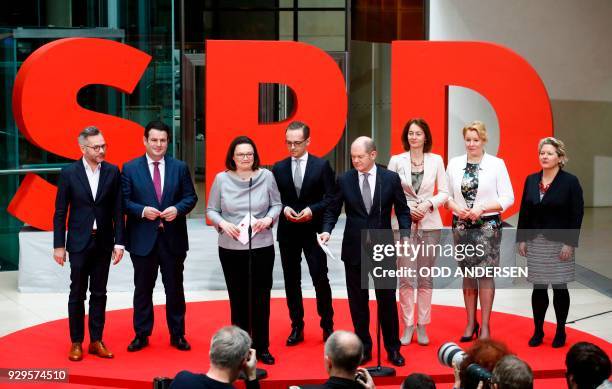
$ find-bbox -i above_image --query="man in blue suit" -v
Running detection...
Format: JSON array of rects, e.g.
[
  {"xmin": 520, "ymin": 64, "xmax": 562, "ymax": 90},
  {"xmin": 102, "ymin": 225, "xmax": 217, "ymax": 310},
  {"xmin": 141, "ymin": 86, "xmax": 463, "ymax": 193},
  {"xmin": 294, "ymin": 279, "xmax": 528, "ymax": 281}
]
[
  {"xmin": 122, "ymin": 120, "xmax": 197, "ymax": 352},
  {"xmin": 53, "ymin": 126, "xmax": 124, "ymax": 361},
  {"xmin": 319, "ymin": 136, "xmax": 411, "ymax": 367}
]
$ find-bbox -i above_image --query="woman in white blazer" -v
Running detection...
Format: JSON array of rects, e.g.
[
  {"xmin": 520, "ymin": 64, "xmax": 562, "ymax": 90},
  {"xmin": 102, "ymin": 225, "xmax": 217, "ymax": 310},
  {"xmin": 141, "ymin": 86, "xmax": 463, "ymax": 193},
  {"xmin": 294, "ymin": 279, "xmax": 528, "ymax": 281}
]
[
  {"xmin": 445, "ymin": 121, "xmax": 514, "ymax": 342},
  {"xmin": 388, "ymin": 118, "xmax": 448, "ymax": 346}
]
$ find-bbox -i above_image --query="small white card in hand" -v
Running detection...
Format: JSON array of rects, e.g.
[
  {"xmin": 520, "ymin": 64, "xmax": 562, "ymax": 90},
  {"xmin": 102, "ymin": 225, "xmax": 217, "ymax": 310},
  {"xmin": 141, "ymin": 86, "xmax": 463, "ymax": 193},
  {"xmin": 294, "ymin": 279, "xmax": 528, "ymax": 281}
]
[
  {"xmin": 237, "ymin": 213, "xmax": 258, "ymax": 245},
  {"xmin": 316, "ymin": 233, "xmax": 336, "ymax": 260}
]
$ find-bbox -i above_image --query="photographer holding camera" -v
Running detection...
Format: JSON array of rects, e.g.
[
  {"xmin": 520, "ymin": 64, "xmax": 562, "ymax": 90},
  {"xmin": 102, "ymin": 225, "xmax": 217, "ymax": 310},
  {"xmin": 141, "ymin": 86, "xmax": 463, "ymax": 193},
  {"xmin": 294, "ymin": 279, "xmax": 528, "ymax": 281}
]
[
  {"xmin": 296, "ymin": 330, "xmax": 374, "ymax": 389},
  {"xmin": 451, "ymin": 339, "xmax": 510, "ymax": 389},
  {"xmin": 170, "ymin": 326, "xmax": 259, "ymax": 389}
]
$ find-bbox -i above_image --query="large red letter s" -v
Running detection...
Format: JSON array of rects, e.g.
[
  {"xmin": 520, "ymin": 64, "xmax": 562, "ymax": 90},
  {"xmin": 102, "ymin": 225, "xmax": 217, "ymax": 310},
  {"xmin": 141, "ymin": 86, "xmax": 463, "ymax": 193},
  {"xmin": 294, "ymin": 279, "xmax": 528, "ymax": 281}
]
[
  {"xmin": 392, "ymin": 41, "xmax": 553, "ymax": 221},
  {"xmin": 9, "ymin": 38, "xmax": 151, "ymax": 230},
  {"xmin": 206, "ymin": 40, "xmax": 347, "ymax": 199}
]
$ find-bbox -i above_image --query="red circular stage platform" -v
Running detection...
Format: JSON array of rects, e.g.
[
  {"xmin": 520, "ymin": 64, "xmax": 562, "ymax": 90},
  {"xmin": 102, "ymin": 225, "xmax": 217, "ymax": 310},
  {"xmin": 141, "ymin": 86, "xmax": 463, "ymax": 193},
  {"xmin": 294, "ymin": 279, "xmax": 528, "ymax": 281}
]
[{"xmin": 0, "ymin": 298, "xmax": 609, "ymax": 389}]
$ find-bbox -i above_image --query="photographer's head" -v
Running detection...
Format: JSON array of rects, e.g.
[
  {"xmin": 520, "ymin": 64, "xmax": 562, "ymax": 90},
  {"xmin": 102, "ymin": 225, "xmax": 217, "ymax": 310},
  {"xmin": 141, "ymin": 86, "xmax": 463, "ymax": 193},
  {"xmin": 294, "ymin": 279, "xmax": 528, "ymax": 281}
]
[
  {"xmin": 565, "ymin": 342, "xmax": 611, "ymax": 389},
  {"xmin": 492, "ymin": 355, "xmax": 533, "ymax": 389},
  {"xmin": 402, "ymin": 373, "xmax": 436, "ymax": 389},
  {"xmin": 324, "ymin": 331, "xmax": 364, "ymax": 378},
  {"xmin": 209, "ymin": 326, "xmax": 252, "ymax": 381}
]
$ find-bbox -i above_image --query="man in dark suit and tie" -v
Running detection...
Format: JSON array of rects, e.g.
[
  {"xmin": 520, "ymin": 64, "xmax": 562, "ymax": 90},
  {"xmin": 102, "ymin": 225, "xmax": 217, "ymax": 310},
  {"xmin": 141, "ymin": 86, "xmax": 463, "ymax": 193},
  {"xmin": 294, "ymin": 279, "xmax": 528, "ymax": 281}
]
[
  {"xmin": 121, "ymin": 120, "xmax": 197, "ymax": 352},
  {"xmin": 53, "ymin": 126, "xmax": 124, "ymax": 361},
  {"xmin": 319, "ymin": 136, "xmax": 411, "ymax": 367},
  {"xmin": 272, "ymin": 121, "xmax": 335, "ymax": 346}
]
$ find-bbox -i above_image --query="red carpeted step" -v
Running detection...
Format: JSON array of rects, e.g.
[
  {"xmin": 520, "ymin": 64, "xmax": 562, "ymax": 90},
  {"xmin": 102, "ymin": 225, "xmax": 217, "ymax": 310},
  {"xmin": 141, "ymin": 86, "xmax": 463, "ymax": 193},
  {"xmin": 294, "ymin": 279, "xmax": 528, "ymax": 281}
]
[{"xmin": 0, "ymin": 298, "xmax": 609, "ymax": 389}]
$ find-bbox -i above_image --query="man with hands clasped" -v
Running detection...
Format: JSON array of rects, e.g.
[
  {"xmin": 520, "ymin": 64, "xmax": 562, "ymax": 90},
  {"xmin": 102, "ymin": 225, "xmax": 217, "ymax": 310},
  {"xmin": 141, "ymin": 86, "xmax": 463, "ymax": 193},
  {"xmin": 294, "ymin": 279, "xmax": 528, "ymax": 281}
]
[
  {"xmin": 272, "ymin": 121, "xmax": 335, "ymax": 346},
  {"xmin": 122, "ymin": 120, "xmax": 197, "ymax": 353}
]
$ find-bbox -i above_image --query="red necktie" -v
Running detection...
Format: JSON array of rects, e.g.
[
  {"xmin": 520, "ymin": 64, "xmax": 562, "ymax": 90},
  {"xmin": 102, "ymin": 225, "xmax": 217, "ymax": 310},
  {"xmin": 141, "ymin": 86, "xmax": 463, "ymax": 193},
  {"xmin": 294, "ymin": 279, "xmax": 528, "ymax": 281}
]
[{"xmin": 153, "ymin": 161, "xmax": 162, "ymax": 203}]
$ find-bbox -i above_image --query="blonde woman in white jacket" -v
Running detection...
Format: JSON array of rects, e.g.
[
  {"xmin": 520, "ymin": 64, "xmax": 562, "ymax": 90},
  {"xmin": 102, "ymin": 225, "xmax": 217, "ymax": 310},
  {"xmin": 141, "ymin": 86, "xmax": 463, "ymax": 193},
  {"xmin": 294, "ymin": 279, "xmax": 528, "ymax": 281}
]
[
  {"xmin": 388, "ymin": 118, "xmax": 448, "ymax": 346},
  {"xmin": 445, "ymin": 121, "xmax": 514, "ymax": 342}
]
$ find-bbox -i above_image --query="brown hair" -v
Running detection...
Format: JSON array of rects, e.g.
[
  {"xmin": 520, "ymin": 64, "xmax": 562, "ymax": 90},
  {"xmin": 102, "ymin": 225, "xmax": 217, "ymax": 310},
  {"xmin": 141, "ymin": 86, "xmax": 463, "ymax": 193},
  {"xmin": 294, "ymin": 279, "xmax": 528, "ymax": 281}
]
[
  {"xmin": 224, "ymin": 136, "xmax": 261, "ymax": 171},
  {"xmin": 401, "ymin": 118, "xmax": 433, "ymax": 153}
]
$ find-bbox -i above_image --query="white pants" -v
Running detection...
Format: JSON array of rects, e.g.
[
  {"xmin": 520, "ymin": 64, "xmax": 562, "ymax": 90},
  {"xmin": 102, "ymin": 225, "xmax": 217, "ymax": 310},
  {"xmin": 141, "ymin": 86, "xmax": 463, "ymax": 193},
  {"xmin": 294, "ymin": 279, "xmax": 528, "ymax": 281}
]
[{"xmin": 397, "ymin": 230, "xmax": 440, "ymax": 326}]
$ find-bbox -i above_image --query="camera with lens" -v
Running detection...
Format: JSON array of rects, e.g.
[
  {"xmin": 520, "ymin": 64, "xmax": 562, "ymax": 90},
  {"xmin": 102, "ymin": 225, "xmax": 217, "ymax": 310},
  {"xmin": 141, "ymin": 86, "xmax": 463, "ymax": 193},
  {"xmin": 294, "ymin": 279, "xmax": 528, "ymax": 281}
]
[
  {"xmin": 438, "ymin": 342, "xmax": 466, "ymax": 367},
  {"xmin": 438, "ymin": 342, "xmax": 493, "ymax": 388}
]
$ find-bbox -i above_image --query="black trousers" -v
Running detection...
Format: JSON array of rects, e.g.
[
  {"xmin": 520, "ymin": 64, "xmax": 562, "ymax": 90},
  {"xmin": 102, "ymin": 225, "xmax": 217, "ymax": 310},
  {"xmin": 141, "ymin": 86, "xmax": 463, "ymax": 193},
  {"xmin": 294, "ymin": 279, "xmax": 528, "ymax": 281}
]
[
  {"xmin": 344, "ymin": 261, "xmax": 401, "ymax": 355},
  {"xmin": 219, "ymin": 245, "xmax": 275, "ymax": 351},
  {"xmin": 279, "ymin": 236, "xmax": 334, "ymax": 330},
  {"xmin": 130, "ymin": 230, "xmax": 186, "ymax": 338},
  {"xmin": 68, "ymin": 234, "xmax": 112, "ymax": 343}
]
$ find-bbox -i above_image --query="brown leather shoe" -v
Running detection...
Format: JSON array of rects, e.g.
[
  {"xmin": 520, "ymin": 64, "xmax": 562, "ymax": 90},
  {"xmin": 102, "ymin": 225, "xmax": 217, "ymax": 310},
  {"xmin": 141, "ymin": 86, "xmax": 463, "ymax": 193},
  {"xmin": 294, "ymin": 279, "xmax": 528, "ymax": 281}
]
[
  {"xmin": 69, "ymin": 342, "xmax": 83, "ymax": 361},
  {"xmin": 88, "ymin": 341, "xmax": 114, "ymax": 358}
]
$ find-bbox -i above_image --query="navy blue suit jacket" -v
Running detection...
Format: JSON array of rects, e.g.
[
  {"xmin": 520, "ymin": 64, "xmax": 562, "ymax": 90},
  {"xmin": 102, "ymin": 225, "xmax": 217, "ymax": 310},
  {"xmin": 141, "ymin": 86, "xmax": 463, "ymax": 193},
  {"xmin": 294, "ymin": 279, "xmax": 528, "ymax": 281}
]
[
  {"xmin": 517, "ymin": 169, "xmax": 584, "ymax": 246},
  {"xmin": 53, "ymin": 160, "xmax": 124, "ymax": 253},
  {"xmin": 121, "ymin": 155, "xmax": 197, "ymax": 256},
  {"xmin": 272, "ymin": 154, "xmax": 335, "ymax": 243},
  {"xmin": 322, "ymin": 165, "xmax": 411, "ymax": 265}
]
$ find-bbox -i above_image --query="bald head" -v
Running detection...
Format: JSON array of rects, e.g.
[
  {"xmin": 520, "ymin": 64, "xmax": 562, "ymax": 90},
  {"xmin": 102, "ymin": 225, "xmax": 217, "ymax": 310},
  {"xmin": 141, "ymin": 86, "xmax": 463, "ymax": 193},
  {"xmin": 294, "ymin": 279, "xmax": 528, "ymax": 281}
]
[
  {"xmin": 350, "ymin": 136, "xmax": 377, "ymax": 173},
  {"xmin": 324, "ymin": 331, "xmax": 364, "ymax": 374},
  {"xmin": 352, "ymin": 136, "xmax": 376, "ymax": 153}
]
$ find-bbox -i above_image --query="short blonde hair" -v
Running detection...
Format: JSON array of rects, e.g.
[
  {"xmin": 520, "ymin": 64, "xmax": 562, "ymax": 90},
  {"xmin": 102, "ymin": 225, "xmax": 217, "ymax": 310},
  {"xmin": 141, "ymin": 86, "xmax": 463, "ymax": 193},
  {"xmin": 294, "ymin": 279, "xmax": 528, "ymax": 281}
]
[
  {"xmin": 462, "ymin": 121, "xmax": 488, "ymax": 143},
  {"xmin": 538, "ymin": 137, "xmax": 568, "ymax": 168}
]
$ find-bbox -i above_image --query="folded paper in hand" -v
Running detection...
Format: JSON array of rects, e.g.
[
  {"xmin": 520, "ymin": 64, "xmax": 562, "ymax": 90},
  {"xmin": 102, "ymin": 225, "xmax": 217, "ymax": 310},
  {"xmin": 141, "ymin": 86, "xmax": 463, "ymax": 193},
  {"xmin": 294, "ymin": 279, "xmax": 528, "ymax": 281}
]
[
  {"xmin": 316, "ymin": 233, "xmax": 336, "ymax": 260},
  {"xmin": 237, "ymin": 213, "xmax": 258, "ymax": 245}
]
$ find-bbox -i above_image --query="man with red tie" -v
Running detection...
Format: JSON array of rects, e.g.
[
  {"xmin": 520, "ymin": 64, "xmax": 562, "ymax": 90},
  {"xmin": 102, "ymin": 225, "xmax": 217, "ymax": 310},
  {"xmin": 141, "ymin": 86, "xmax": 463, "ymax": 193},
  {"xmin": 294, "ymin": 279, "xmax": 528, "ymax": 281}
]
[{"xmin": 122, "ymin": 121, "xmax": 197, "ymax": 352}]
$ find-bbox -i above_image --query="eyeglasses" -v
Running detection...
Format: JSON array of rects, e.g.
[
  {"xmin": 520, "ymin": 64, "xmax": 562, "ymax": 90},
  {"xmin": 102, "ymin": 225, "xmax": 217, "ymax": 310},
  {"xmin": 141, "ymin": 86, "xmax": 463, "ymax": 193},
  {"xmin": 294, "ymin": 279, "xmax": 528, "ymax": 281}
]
[
  {"xmin": 285, "ymin": 139, "xmax": 308, "ymax": 147},
  {"xmin": 234, "ymin": 152, "xmax": 254, "ymax": 159},
  {"xmin": 84, "ymin": 144, "xmax": 107, "ymax": 152}
]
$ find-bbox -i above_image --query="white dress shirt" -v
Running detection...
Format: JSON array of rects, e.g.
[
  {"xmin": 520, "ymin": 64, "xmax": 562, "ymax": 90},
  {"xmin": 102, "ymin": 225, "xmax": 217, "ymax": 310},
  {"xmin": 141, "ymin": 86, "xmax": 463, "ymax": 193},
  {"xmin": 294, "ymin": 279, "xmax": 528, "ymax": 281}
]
[
  {"xmin": 141, "ymin": 154, "xmax": 166, "ymax": 220},
  {"xmin": 358, "ymin": 164, "xmax": 377, "ymax": 200},
  {"xmin": 82, "ymin": 158, "xmax": 123, "ymax": 250},
  {"xmin": 292, "ymin": 152, "xmax": 308, "ymax": 181},
  {"xmin": 146, "ymin": 153, "xmax": 165, "ymax": 193},
  {"xmin": 82, "ymin": 158, "xmax": 100, "ymax": 230}
]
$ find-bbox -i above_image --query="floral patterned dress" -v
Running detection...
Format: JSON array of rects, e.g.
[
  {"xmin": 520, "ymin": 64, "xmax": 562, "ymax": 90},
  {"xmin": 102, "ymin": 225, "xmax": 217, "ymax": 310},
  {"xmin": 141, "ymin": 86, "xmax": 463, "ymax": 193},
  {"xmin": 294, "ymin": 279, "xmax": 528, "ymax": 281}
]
[{"xmin": 452, "ymin": 163, "xmax": 502, "ymax": 272}]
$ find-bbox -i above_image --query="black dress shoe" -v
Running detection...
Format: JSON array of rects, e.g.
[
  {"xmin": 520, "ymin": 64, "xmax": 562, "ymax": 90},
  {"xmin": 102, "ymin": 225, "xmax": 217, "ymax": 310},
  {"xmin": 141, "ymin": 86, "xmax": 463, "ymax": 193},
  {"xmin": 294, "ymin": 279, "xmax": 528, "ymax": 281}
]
[
  {"xmin": 388, "ymin": 350, "xmax": 405, "ymax": 367},
  {"xmin": 286, "ymin": 327, "xmax": 304, "ymax": 346},
  {"xmin": 171, "ymin": 335, "xmax": 191, "ymax": 351},
  {"xmin": 127, "ymin": 336, "xmax": 149, "ymax": 352},
  {"xmin": 322, "ymin": 327, "xmax": 334, "ymax": 341},
  {"xmin": 361, "ymin": 351, "xmax": 372, "ymax": 365},
  {"xmin": 257, "ymin": 350, "xmax": 275, "ymax": 365}
]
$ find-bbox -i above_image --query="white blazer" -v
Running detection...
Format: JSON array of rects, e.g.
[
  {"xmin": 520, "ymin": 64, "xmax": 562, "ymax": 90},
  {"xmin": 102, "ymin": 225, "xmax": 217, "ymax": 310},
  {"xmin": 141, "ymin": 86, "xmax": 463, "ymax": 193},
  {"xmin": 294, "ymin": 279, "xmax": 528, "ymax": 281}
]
[
  {"xmin": 388, "ymin": 152, "xmax": 449, "ymax": 230},
  {"xmin": 445, "ymin": 152, "xmax": 514, "ymax": 217}
]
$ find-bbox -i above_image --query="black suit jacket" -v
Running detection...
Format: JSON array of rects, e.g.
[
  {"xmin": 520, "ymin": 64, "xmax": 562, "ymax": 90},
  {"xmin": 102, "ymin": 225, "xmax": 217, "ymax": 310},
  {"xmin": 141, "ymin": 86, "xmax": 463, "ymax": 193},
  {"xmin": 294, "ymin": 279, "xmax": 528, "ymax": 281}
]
[
  {"xmin": 272, "ymin": 154, "xmax": 335, "ymax": 242},
  {"xmin": 299, "ymin": 376, "xmax": 363, "ymax": 389},
  {"xmin": 169, "ymin": 371, "xmax": 259, "ymax": 389},
  {"xmin": 322, "ymin": 165, "xmax": 411, "ymax": 265},
  {"xmin": 517, "ymin": 169, "xmax": 584, "ymax": 246},
  {"xmin": 53, "ymin": 160, "xmax": 124, "ymax": 253},
  {"xmin": 121, "ymin": 155, "xmax": 198, "ymax": 256}
]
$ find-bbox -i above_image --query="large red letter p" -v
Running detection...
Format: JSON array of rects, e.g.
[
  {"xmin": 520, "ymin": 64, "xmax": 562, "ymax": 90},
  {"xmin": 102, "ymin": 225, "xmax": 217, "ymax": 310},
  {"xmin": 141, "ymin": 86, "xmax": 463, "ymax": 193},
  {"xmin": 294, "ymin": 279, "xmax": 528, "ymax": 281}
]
[{"xmin": 206, "ymin": 40, "xmax": 347, "ymax": 198}]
